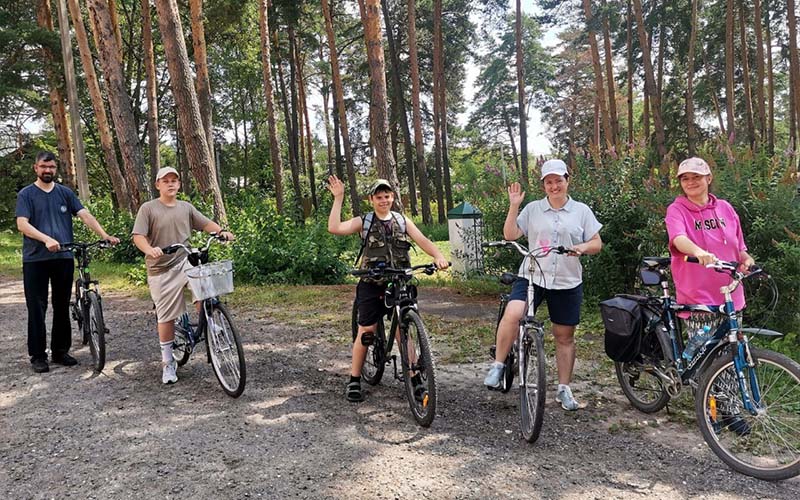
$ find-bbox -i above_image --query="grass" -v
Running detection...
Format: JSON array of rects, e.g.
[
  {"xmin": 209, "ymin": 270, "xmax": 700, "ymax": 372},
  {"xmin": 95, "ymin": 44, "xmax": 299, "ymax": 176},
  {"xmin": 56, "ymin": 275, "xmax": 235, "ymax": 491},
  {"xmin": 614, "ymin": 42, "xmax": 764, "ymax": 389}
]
[{"xmin": 0, "ymin": 230, "xmax": 22, "ymax": 276}]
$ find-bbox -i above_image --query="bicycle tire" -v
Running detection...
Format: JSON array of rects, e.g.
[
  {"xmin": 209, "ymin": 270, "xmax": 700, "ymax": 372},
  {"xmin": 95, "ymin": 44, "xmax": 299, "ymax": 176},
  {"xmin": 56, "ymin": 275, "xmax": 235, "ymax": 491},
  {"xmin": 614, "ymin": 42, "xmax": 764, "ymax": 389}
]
[
  {"xmin": 72, "ymin": 281, "xmax": 85, "ymax": 343},
  {"xmin": 615, "ymin": 320, "xmax": 672, "ymax": 413},
  {"xmin": 519, "ymin": 326, "xmax": 546, "ymax": 443},
  {"xmin": 494, "ymin": 296, "xmax": 515, "ymax": 394},
  {"xmin": 85, "ymin": 291, "xmax": 106, "ymax": 373},
  {"xmin": 207, "ymin": 302, "xmax": 246, "ymax": 398},
  {"xmin": 172, "ymin": 317, "xmax": 192, "ymax": 367},
  {"xmin": 399, "ymin": 310, "xmax": 437, "ymax": 427},
  {"xmin": 695, "ymin": 346, "xmax": 800, "ymax": 480},
  {"xmin": 351, "ymin": 299, "xmax": 386, "ymax": 385}
]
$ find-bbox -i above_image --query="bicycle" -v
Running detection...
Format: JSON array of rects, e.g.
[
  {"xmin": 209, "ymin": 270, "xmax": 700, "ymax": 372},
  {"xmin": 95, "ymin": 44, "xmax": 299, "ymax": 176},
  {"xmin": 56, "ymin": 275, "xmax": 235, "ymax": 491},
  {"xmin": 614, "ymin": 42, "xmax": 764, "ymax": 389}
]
[
  {"xmin": 483, "ymin": 240, "xmax": 571, "ymax": 443},
  {"xmin": 162, "ymin": 233, "xmax": 246, "ymax": 398},
  {"xmin": 606, "ymin": 256, "xmax": 800, "ymax": 480},
  {"xmin": 350, "ymin": 262, "xmax": 446, "ymax": 427},
  {"xmin": 65, "ymin": 240, "xmax": 111, "ymax": 373}
]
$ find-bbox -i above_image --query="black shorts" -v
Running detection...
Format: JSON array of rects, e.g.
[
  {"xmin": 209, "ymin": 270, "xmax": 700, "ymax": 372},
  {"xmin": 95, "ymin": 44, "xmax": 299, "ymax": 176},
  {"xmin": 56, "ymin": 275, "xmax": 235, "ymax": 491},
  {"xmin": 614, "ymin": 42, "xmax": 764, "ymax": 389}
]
[
  {"xmin": 355, "ymin": 280, "xmax": 391, "ymax": 327},
  {"xmin": 509, "ymin": 279, "xmax": 583, "ymax": 326}
]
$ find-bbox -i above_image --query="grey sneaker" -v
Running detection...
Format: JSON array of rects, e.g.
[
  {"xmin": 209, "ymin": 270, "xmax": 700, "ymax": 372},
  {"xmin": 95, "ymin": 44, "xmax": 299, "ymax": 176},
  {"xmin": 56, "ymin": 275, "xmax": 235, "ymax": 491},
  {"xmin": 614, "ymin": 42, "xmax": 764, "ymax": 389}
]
[
  {"xmin": 484, "ymin": 361, "xmax": 505, "ymax": 389},
  {"xmin": 555, "ymin": 385, "xmax": 579, "ymax": 411},
  {"xmin": 162, "ymin": 360, "xmax": 178, "ymax": 385}
]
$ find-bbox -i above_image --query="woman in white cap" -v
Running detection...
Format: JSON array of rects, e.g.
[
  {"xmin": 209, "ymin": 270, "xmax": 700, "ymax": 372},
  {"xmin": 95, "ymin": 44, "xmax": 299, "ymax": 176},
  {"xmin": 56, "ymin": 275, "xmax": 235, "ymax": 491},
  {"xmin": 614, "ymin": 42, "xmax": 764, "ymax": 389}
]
[
  {"xmin": 484, "ymin": 159, "xmax": 603, "ymax": 411},
  {"xmin": 666, "ymin": 157, "xmax": 754, "ymax": 311}
]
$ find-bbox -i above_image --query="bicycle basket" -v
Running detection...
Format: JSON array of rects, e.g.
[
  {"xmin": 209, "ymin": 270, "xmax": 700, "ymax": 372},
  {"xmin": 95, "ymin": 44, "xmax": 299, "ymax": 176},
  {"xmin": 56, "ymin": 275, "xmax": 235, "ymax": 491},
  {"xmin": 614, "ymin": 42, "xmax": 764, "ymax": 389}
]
[{"xmin": 185, "ymin": 260, "xmax": 234, "ymax": 300}]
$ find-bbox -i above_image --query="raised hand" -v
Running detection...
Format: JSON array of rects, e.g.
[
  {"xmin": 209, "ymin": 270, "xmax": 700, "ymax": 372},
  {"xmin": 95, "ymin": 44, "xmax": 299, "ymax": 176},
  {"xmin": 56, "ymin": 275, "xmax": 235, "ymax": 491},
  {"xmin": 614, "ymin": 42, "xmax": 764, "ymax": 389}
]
[
  {"xmin": 508, "ymin": 182, "xmax": 525, "ymax": 207},
  {"xmin": 327, "ymin": 175, "xmax": 345, "ymax": 199}
]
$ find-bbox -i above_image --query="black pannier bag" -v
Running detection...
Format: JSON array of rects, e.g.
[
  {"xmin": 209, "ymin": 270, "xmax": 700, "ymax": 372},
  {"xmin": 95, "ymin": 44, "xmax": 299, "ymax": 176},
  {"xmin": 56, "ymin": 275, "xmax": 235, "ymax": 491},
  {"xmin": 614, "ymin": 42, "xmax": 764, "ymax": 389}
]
[{"xmin": 600, "ymin": 295, "xmax": 649, "ymax": 362}]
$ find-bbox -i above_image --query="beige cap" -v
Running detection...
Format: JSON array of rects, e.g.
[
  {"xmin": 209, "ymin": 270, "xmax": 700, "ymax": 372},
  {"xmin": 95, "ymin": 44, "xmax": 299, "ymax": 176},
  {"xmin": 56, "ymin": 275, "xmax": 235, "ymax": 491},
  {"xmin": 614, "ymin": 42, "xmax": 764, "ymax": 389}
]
[
  {"xmin": 368, "ymin": 178, "xmax": 394, "ymax": 195},
  {"xmin": 155, "ymin": 166, "xmax": 180, "ymax": 181},
  {"xmin": 676, "ymin": 157, "xmax": 712, "ymax": 177}
]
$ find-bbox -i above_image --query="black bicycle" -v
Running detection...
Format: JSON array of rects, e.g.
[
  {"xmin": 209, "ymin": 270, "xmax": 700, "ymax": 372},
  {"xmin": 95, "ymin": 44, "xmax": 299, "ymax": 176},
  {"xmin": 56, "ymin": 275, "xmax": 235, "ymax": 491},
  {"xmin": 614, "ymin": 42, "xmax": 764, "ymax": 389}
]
[
  {"xmin": 65, "ymin": 240, "xmax": 111, "ymax": 373},
  {"xmin": 484, "ymin": 240, "xmax": 571, "ymax": 443},
  {"xmin": 162, "ymin": 233, "xmax": 246, "ymax": 398},
  {"xmin": 605, "ymin": 257, "xmax": 800, "ymax": 480},
  {"xmin": 350, "ymin": 263, "xmax": 445, "ymax": 427}
]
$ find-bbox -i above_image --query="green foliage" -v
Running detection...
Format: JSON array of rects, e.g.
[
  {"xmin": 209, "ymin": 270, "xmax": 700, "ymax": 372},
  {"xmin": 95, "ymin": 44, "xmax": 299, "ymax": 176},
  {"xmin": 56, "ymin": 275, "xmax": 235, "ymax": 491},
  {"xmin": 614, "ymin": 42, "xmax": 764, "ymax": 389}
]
[
  {"xmin": 222, "ymin": 192, "xmax": 355, "ymax": 285},
  {"xmin": 416, "ymin": 222, "xmax": 448, "ymax": 242},
  {"xmin": 72, "ymin": 197, "xmax": 140, "ymax": 263}
]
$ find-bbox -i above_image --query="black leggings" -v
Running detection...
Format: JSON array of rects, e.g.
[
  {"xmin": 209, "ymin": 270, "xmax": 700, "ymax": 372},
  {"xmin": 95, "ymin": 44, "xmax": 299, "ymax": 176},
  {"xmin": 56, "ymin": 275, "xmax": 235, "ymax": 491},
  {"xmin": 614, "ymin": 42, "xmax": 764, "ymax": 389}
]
[{"xmin": 23, "ymin": 259, "xmax": 74, "ymax": 360}]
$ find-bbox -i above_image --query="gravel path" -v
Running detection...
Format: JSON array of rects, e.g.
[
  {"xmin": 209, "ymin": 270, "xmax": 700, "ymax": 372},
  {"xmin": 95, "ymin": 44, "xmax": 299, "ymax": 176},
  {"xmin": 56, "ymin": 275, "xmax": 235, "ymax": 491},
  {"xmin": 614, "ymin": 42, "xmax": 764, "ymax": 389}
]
[{"xmin": 0, "ymin": 277, "xmax": 798, "ymax": 499}]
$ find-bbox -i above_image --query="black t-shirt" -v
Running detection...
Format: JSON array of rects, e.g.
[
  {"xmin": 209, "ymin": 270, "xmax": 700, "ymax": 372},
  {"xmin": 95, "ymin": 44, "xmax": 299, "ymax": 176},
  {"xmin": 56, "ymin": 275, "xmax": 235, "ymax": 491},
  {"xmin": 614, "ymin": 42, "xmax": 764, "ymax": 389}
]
[{"xmin": 15, "ymin": 183, "xmax": 84, "ymax": 262}]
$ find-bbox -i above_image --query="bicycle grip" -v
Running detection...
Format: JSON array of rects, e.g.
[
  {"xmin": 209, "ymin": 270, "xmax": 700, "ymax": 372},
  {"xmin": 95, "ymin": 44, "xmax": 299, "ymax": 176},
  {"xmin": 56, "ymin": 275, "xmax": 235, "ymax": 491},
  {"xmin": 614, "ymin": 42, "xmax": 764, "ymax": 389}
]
[
  {"xmin": 684, "ymin": 256, "xmax": 700, "ymax": 263},
  {"xmin": 162, "ymin": 246, "xmax": 178, "ymax": 255}
]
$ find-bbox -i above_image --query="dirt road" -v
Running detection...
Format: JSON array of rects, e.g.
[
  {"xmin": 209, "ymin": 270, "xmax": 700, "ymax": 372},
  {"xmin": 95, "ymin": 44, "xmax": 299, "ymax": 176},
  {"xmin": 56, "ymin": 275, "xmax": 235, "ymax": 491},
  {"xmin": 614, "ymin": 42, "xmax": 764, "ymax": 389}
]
[{"xmin": 1, "ymin": 278, "xmax": 797, "ymax": 499}]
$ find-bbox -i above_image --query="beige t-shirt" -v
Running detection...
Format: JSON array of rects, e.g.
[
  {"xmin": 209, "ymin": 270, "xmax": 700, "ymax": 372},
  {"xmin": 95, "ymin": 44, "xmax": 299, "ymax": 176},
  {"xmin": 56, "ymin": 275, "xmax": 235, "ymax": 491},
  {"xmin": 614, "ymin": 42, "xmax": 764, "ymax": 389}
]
[{"xmin": 132, "ymin": 199, "xmax": 212, "ymax": 276}]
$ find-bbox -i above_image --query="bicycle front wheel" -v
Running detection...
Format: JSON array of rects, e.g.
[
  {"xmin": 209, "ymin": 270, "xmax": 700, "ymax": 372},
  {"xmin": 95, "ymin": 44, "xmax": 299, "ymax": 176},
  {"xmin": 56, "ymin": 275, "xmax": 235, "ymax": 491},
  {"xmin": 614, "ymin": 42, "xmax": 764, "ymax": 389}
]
[
  {"xmin": 206, "ymin": 302, "xmax": 246, "ymax": 398},
  {"xmin": 85, "ymin": 291, "xmax": 106, "ymax": 373},
  {"xmin": 399, "ymin": 310, "xmax": 437, "ymax": 427},
  {"xmin": 519, "ymin": 326, "xmax": 546, "ymax": 443},
  {"xmin": 352, "ymin": 299, "xmax": 386, "ymax": 385},
  {"xmin": 695, "ymin": 347, "xmax": 800, "ymax": 480}
]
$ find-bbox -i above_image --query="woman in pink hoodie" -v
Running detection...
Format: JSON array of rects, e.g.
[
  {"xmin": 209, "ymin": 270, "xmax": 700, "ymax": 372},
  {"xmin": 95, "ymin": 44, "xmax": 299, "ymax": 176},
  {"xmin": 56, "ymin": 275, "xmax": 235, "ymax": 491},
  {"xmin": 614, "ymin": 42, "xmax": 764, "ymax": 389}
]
[{"xmin": 665, "ymin": 157, "xmax": 754, "ymax": 309}]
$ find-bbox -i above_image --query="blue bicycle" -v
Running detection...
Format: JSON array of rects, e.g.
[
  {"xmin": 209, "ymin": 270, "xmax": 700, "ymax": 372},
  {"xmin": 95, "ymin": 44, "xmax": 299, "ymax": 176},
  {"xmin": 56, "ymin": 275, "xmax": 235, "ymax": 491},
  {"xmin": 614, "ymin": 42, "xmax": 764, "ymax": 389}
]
[{"xmin": 606, "ymin": 257, "xmax": 800, "ymax": 480}]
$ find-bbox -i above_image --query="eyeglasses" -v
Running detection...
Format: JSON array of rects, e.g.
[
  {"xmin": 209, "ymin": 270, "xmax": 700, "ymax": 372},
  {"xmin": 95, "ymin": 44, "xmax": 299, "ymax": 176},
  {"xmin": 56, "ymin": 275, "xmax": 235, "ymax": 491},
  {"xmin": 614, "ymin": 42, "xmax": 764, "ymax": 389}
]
[{"xmin": 37, "ymin": 164, "xmax": 57, "ymax": 170}]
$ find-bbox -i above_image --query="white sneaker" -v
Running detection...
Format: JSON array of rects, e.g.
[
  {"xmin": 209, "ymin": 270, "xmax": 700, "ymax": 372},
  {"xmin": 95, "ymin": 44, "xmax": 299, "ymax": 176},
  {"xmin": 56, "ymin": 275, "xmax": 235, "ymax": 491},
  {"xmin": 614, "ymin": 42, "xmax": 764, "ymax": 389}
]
[
  {"xmin": 162, "ymin": 360, "xmax": 178, "ymax": 384},
  {"xmin": 555, "ymin": 385, "xmax": 579, "ymax": 411}
]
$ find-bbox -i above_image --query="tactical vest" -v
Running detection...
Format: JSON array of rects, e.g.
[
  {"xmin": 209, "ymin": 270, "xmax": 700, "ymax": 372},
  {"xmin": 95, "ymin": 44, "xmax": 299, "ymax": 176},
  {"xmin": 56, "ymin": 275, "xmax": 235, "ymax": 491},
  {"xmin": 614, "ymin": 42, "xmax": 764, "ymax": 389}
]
[{"xmin": 359, "ymin": 211, "xmax": 412, "ymax": 271}]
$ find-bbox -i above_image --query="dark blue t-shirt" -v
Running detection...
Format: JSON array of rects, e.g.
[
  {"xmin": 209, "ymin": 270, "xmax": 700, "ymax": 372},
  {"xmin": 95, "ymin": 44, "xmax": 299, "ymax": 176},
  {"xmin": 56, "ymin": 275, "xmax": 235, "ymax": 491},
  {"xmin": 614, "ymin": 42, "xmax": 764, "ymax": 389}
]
[{"xmin": 15, "ymin": 183, "xmax": 84, "ymax": 262}]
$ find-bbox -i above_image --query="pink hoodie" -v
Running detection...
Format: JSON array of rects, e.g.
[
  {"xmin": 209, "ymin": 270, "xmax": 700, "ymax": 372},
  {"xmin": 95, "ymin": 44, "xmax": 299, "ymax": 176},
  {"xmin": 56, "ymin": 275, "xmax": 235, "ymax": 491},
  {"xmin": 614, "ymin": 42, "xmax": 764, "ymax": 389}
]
[{"xmin": 665, "ymin": 194, "xmax": 747, "ymax": 309}]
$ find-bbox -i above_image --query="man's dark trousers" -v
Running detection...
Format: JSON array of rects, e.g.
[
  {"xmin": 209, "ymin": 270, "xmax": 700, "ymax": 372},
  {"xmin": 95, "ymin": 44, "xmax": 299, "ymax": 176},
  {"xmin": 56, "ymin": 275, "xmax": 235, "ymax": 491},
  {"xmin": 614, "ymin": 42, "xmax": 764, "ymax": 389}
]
[{"xmin": 23, "ymin": 258, "xmax": 74, "ymax": 360}]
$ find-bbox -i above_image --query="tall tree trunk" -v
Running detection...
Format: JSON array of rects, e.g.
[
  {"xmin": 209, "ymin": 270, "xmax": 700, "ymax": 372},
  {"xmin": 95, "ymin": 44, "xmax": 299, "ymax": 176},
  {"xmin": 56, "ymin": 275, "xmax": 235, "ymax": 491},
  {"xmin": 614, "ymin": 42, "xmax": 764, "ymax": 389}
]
[
  {"xmin": 753, "ymin": 0, "xmax": 767, "ymax": 144},
  {"xmin": 382, "ymin": 0, "xmax": 417, "ymax": 216},
  {"xmin": 296, "ymin": 48, "xmax": 317, "ymax": 210},
  {"xmin": 626, "ymin": 0, "xmax": 634, "ymax": 144},
  {"xmin": 276, "ymin": 53, "xmax": 304, "ymax": 218},
  {"xmin": 360, "ymin": 0, "xmax": 401, "ymax": 206},
  {"xmin": 68, "ymin": 0, "xmax": 131, "ymax": 210},
  {"xmin": 765, "ymin": 1, "xmax": 775, "ymax": 154},
  {"xmin": 258, "ymin": 0, "xmax": 284, "ymax": 213},
  {"xmin": 320, "ymin": 41, "xmax": 335, "ymax": 177},
  {"xmin": 582, "ymin": 0, "xmax": 613, "ymax": 152},
  {"xmin": 141, "ymin": 0, "xmax": 160, "ymax": 185},
  {"xmin": 656, "ymin": 0, "xmax": 665, "ymax": 116},
  {"xmin": 432, "ymin": 0, "xmax": 445, "ymax": 221},
  {"xmin": 153, "ymin": 0, "xmax": 227, "ymax": 223},
  {"xmin": 515, "ymin": 0, "xmax": 529, "ymax": 184},
  {"xmin": 332, "ymin": 96, "xmax": 345, "ymax": 180},
  {"xmin": 788, "ymin": 0, "xmax": 800, "ymax": 160},
  {"xmin": 407, "ymin": 0, "xmax": 431, "ymax": 224},
  {"xmin": 321, "ymin": 0, "xmax": 360, "ymax": 215},
  {"xmin": 55, "ymin": 0, "xmax": 89, "ymax": 200},
  {"xmin": 504, "ymin": 111, "xmax": 521, "ymax": 174},
  {"xmin": 704, "ymin": 48, "xmax": 728, "ymax": 136},
  {"xmin": 738, "ymin": 2, "xmax": 756, "ymax": 149},
  {"xmin": 288, "ymin": 26, "xmax": 302, "ymax": 180},
  {"xmin": 87, "ymin": 0, "xmax": 149, "ymax": 208},
  {"xmin": 601, "ymin": 0, "xmax": 620, "ymax": 147},
  {"xmin": 686, "ymin": 0, "xmax": 699, "ymax": 155},
  {"xmin": 36, "ymin": 0, "xmax": 76, "ymax": 190},
  {"xmin": 189, "ymin": 0, "xmax": 215, "ymax": 165},
  {"xmin": 725, "ymin": 0, "xmax": 736, "ymax": 141},
  {"xmin": 107, "ymin": 0, "xmax": 123, "ymax": 61},
  {"xmin": 632, "ymin": 0, "xmax": 667, "ymax": 162}
]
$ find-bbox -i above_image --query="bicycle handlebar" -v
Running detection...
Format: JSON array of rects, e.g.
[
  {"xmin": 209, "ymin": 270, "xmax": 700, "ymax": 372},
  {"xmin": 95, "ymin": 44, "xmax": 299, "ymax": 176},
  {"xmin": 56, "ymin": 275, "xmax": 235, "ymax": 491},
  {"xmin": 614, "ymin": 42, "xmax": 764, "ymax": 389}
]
[
  {"xmin": 684, "ymin": 256, "xmax": 764, "ymax": 279},
  {"xmin": 60, "ymin": 240, "xmax": 112, "ymax": 252},
  {"xmin": 351, "ymin": 262, "xmax": 450, "ymax": 278},
  {"xmin": 162, "ymin": 232, "xmax": 231, "ymax": 255},
  {"xmin": 482, "ymin": 240, "xmax": 572, "ymax": 258}
]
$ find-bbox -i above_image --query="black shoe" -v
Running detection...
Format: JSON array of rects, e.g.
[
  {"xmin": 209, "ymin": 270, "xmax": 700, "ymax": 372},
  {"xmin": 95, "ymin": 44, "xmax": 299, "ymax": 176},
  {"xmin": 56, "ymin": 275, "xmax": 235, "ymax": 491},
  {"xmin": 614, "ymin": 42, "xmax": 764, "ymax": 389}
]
[
  {"xmin": 719, "ymin": 414, "xmax": 751, "ymax": 436},
  {"xmin": 51, "ymin": 353, "xmax": 79, "ymax": 366},
  {"xmin": 346, "ymin": 381, "xmax": 364, "ymax": 402},
  {"xmin": 31, "ymin": 358, "xmax": 49, "ymax": 373}
]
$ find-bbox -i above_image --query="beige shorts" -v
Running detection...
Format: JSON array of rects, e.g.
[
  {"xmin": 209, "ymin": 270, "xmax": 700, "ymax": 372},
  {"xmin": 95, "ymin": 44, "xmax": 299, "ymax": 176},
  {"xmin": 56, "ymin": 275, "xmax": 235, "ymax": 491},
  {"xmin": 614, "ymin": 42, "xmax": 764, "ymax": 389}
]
[{"xmin": 147, "ymin": 259, "xmax": 199, "ymax": 324}]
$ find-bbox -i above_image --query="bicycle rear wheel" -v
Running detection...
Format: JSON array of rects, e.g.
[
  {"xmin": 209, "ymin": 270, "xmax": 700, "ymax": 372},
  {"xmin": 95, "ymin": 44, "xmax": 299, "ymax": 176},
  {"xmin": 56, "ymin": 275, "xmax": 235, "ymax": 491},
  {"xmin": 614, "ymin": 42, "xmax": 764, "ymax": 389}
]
[
  {"xmin": 519, "ymin": 326, "xmax": 546, "ymax": 443},
  {"xmin": 352, "ymin": 299, "xmax": 386, "ymax": 385},
  {"xmin": 172, "ymin": 316, "xmax": 192, "ymax": 366},
  {"xmin": 695, "ymin": 347, "xmax": 800, "ymax": 480},
  {"xmin": 615, "ymin": 320, "xmax": 672, "ymax": 413},
  {"xmin": 399, "ymin": 310, "xmax": 437, "ymax": 427},
  {"xmin": 85, "ymin": 291, "xmax": 106, "ymax": 373},
  {"xmin": 206, "ymin": 302, "xmax": 246, "ymax": 398}
]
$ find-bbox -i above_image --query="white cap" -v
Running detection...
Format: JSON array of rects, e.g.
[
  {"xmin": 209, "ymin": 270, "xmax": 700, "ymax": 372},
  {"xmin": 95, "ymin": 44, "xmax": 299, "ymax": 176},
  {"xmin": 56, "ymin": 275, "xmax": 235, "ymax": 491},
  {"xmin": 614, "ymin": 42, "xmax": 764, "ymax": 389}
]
[
  {"xmin": 155, "ymin": 166, "xmax": 180, "ymax": 181},
  {"xmin": 540, "ymin": 159, "xmax": 568, "ymax": 180}
]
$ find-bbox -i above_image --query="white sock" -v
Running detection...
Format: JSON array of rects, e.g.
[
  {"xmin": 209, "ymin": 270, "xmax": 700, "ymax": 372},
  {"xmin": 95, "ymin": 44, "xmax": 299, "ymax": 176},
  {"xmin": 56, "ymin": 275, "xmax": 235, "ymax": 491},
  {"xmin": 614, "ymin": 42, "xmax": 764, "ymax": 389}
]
[
  {"xmin": 160, "ymin": 341, "xmax": 174, "ymax": 364},
  {"xmin": 491, "ymin": 361, "xmax": 504, "ymax": 368},
  {"xmin": 558, "ymin": 384, "xmax": 569, "ymax": 392}
]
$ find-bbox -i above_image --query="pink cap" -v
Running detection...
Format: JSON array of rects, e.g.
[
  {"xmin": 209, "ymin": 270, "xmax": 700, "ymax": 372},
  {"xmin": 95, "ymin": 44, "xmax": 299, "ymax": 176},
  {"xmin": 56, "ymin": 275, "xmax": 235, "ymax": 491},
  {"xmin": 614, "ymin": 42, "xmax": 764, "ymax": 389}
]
[{"xmin": 676, "ymin": 157, "xmax": 711, "ymax": 177}]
